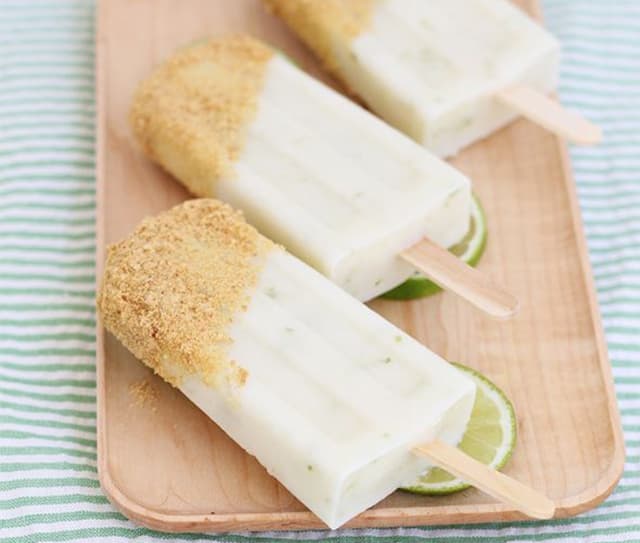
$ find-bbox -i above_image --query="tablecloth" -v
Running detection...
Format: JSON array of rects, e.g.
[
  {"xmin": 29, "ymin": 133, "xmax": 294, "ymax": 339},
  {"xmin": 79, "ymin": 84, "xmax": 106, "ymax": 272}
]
[{"xmin": 1, "ymin": 0, "xmax": 639, "ymax": 541}]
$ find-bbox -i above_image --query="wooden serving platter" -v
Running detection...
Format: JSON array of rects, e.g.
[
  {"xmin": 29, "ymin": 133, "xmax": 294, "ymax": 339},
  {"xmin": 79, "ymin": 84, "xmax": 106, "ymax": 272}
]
[{"xmin": 95, "ymin": 0, "xmax": 625, "ymax": 532}]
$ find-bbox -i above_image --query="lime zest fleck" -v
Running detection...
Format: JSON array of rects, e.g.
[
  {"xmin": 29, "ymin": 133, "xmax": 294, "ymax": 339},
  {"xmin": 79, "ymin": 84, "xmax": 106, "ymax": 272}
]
[{"xmin": 266, "ymin": 287, "xmax": 277, "ymax": 298}]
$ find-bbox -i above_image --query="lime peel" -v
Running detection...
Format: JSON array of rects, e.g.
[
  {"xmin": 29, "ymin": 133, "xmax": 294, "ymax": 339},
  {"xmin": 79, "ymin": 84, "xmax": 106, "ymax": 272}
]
[
  {"xmin": 400, "ymin": 362, "xmax": 516, "ymax": 495},
  {"xmin": 381, "ymin": 194, "xmax": 487, "ymax": 300}
]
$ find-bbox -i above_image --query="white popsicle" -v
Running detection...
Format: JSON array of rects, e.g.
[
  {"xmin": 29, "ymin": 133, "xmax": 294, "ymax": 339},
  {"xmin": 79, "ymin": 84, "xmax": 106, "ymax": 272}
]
[
  {"xmin": 130, "ymin": 36, "xmax": 480, "ymax": 304},
  {"xmin": 265, "ymin": 0, "xmax": 599, "ymax": 156},
  {"xmin": 97, "ymin": 199, "xmax": 477, "ymax": 529}
]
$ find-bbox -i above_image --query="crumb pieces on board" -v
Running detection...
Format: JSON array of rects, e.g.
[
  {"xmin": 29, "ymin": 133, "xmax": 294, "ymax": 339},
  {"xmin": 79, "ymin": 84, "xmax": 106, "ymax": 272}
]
[{"xmin": 129, "ymin": 378, "xmax": 158, "ymax": 412}]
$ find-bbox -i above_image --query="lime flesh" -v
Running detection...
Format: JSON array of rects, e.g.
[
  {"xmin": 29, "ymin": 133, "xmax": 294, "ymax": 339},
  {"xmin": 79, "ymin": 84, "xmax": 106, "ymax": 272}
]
[
  {"xmin": 401, "ymin": 362, "xmax": 516, "ymax": 495},
  {"xmin": 381, "ymin": 195, "xmax": 487, "ymax": 300}
]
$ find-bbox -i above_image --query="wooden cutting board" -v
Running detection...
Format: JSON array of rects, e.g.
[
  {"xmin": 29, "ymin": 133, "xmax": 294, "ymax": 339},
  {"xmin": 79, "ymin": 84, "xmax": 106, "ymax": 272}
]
[{"xmin": 95, "ymin": 0, "xmax": 625, "ymax": 532}]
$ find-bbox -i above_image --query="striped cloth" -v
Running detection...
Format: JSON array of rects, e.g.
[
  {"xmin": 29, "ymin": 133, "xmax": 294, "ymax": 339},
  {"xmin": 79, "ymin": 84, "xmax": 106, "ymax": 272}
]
[{"xmin": 1, "ymin": 0, "xmax": 638, "ymax": 541}]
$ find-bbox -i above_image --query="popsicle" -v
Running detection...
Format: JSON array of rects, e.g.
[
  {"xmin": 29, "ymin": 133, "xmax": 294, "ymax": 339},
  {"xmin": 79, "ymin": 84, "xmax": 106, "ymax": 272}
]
[
  {"xmin": 97, "ymin": 199, "xmax": 553, "ymax": 528},
  {"xmin": 130, "ymin": 36, "xmax": 517, "ymax": 317},
  {"xmin": 264, "ymin": 0, "xmax": 601, "ymax": 157}
]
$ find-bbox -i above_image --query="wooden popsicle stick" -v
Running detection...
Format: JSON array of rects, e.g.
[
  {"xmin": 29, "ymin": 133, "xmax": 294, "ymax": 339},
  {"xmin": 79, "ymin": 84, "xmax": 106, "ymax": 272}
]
[
  {"xmin": 496, "ymin": 85, "xmax": 602, "ymax": 145},
  {"xmin": 414, "ymin": 440, "xmax": 555, "ymax": 520},
  {"xmin": 400, "ymin": 237, "xmax": 519, "ymax": 319}
]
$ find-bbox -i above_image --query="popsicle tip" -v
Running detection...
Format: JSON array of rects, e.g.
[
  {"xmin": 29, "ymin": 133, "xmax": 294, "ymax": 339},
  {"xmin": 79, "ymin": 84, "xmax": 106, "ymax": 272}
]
[
  {"xmin": 490, "ymin": 292, "xmax": 520, "ymax": 320},
  {"xmin": 572, "ymin": 119, "xmax": 602, "ymax": 146},
  {"xmin": 415, "ymin": 440, "xmax": 555, "ymax": 521},
  {"xmin": 525, "ymin": 495, "xmax": 556, "ymax": 520},
  {"xmin": 496, "ymin": 85, "xmax": 602, "ymax": 147}
]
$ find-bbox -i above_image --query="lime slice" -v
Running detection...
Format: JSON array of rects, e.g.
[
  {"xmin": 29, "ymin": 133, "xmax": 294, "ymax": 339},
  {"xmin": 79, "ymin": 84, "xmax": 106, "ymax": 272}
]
[
  {"xmin": 381, "ymin": 194, "xmax": 487, "ymax": 300},
  {"xmin": 401, "ymin": 362, "xmax": 516, "ymax": 495}
]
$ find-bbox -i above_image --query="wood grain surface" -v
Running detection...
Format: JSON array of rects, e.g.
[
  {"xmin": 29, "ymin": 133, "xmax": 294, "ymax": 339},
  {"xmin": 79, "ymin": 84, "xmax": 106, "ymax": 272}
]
[
  {"xmin": 401, "ymin": 238, "xmax": 520, "ymax": 319},
  {"xmin": 95, "ymin": 0, "xmax": 625, "ymax": 532}
]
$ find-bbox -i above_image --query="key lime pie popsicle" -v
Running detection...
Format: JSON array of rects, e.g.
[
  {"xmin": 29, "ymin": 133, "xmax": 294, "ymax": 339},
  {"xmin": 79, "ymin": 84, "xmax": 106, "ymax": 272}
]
[
  {"xmin": 131, "ymin": 36, "xmax": 516, "ymax": 311},
  {"xmin": 98, "ymin": 199, "xmax": 477, "ymax": 529},
  {"xmin": 264, "ymin": 0, "xmax": 576, "ymax": 156}
]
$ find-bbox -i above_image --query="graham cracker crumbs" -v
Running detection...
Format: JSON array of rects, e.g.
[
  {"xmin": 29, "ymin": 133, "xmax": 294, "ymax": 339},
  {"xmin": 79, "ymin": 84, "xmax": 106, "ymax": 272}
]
[
  {"xmin": 97, "ymin": 199, "xmax": 274, "ymax": 391},
  {"xmin": 129, "ymin": 379, "xmax": 158, "ymax": 412},
  {"xmin": 130, "ymin": 35, "xmax": 274, "ymax": 198},
  {"xmin": 264, "ymin": 0, "xmax": 375, "ymax": 73}
]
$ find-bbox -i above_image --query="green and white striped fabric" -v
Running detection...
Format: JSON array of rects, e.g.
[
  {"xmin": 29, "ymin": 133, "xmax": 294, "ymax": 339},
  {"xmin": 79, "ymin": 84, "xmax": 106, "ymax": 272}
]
[{"xmin": 1, "ymin": 0, "xmax": 638, "ymax": 541}]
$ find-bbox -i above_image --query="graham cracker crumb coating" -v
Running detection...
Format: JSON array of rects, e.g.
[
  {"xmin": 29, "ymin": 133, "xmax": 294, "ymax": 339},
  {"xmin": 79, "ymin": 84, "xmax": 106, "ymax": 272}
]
[
  {"xmin": 130, "ymin": 36, "xmax": 273, "ymax": 198},
  {"xmin": 264, "ymin": 0, "xmax": 375, "ymax": 74},
  {"xmin": 97, "ymin": 199, "xmax": 274, "ymax": 390}
]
